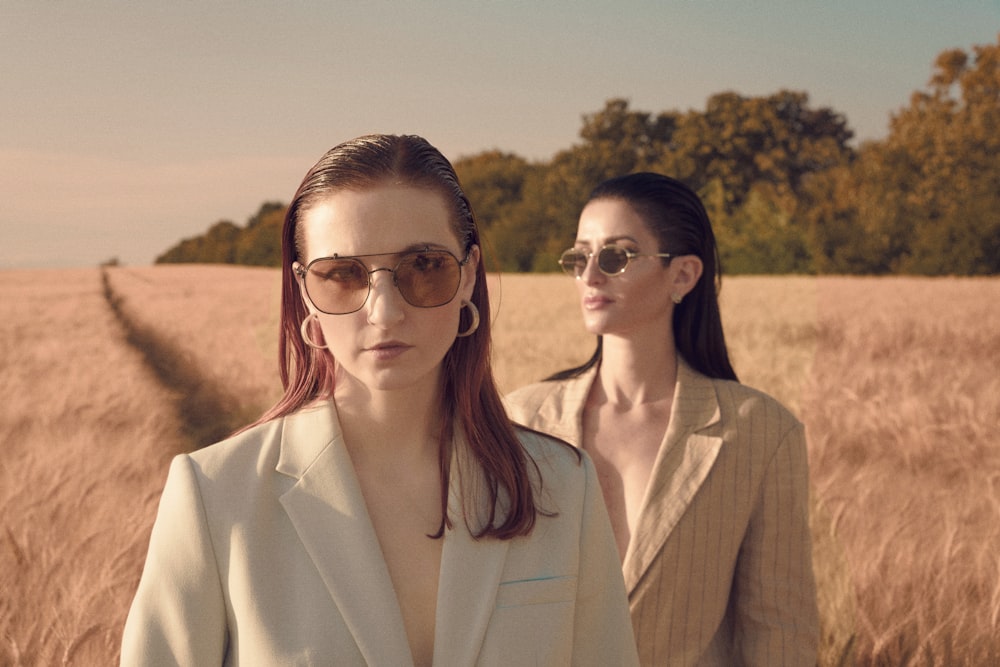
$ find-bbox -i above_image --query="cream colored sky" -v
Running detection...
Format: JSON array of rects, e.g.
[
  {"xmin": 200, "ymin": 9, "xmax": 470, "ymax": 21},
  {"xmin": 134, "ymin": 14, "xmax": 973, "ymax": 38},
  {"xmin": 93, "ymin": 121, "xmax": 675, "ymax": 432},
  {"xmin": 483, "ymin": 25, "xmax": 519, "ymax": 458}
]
[{"xmin": 2, "ymin": 0, "xmax": 997, "ymax": 268}]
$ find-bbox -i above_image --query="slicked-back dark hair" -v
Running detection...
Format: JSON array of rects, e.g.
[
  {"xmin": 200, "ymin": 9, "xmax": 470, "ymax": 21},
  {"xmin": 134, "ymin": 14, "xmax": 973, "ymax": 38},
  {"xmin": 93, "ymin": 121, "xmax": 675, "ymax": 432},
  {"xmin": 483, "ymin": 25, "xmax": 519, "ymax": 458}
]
[{"xmin": 548, "ymin": 172, "xmax": 738, "ymax": 382}]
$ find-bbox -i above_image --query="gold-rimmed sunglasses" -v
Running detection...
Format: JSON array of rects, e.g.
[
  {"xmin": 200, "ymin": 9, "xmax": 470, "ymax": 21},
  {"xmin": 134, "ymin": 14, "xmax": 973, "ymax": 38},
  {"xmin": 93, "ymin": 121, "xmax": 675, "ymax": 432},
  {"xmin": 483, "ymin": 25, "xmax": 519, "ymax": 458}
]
[
  {"xmin": 558, "ymin": 244, "xmax": 673, "ymax": 278},
  {"xmin": 294, "ymin": 248, "xmax": 471, "ymax": 314}
]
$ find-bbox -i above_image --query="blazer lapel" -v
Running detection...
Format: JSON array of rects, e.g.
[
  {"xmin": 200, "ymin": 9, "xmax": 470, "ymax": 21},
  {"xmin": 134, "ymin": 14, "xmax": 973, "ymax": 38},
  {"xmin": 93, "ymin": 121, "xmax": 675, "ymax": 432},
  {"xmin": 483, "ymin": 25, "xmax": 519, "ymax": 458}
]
[
  {"xmin": 276, "ymin": 402, "xmax": 414, "ymax": 667},
  {"xmin": 432, "ymin": 434, "xmax": 511, "ymax": 666},
  {"xmin": 621, "ymin": 360, "xmax": 723, "ymax": 593},
  {"xmin": 535, "ymin": 362, "xmax": 725, "ymax": 594},
  {"xmin": 530, "ymin": 370, "xmax": 593, "ymax": 447}
]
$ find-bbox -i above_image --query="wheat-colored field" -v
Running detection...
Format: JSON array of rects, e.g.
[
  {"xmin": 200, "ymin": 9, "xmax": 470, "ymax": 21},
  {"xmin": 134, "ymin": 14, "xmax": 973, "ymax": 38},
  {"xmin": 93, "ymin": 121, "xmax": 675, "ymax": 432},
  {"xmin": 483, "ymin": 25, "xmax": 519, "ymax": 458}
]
[
  {"xmin": 0, "ymin": 269, "xmax": 185, "ymax": 664},
  {"xmin": 3, "ymin": 266, "xmax": 998, "ymax": 665}
]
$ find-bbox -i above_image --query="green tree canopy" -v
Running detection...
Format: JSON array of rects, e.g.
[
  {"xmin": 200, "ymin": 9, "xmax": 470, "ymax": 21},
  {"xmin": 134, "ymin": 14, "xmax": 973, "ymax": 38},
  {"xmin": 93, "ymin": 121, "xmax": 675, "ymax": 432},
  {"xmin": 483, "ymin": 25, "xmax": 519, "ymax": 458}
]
[
  {"xmin": 156, "ymin": 203, "xmax": 286, "ymax": 266},
  {"xmin": 454, "ymin": 152, "xmax": 541, "ymax": 271},
  {"xmin": 156, "ymin": 36, "xmax": 999, "ymax": 276},
  {"xmin": 156, "ymin": 220, "xmax": 241, "ymax": 264},
  {"xmin": 654, "ymin": 90, "xmax": 854, "ymax": 212},
  {"xmin": 818, "ymin": 33, "xmax": 1000, "ymax": 274},
  {"xmin": 235, "ymin": 202, "xmax": 286, "ymax": 266}
]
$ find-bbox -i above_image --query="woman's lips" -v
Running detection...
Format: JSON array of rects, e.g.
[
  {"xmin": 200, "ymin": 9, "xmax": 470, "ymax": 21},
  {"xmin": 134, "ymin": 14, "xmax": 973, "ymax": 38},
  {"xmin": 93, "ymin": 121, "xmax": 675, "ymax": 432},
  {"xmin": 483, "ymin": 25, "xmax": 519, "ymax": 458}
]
[
  {"xmin": 365, "ymin": 341, "xmax": 411, "ymax": 361},
  {"xmin": 583, "ymin": 294, "xmax": 613, "ymax": 310}
]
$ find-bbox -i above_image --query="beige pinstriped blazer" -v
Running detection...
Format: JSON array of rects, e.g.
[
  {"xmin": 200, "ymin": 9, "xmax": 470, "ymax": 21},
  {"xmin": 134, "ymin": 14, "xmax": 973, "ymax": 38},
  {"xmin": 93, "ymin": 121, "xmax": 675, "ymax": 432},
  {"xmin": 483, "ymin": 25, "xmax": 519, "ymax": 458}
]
[{"xmin": 505, "ymin": 358, "xmax": 819, "ymax": 666}]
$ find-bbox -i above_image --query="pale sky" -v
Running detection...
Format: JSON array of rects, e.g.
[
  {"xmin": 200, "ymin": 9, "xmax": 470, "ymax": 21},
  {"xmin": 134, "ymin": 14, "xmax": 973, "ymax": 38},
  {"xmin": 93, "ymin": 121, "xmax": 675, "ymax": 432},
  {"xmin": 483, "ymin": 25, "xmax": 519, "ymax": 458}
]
[{"xmin": 2, "ymin": 1, "xmax": 998, "ymax": 269}]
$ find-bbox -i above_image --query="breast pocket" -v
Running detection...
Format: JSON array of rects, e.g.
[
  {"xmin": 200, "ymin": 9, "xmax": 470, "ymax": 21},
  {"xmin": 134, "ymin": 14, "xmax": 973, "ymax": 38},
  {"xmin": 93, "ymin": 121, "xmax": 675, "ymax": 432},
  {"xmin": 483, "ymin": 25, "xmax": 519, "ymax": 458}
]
[
  {"xmin": 479, "ymin": 576, "xmax": 577, "ymax": 665},
  {"xmin": 495, "ymin": 575, "xmax": 576, "ymax": 609}
]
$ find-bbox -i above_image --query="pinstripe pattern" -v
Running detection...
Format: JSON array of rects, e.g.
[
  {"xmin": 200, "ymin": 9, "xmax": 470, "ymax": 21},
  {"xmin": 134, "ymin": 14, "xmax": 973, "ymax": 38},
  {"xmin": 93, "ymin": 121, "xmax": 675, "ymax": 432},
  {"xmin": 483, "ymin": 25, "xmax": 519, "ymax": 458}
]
[{"xmin": 505, "ymin": 359, "xmax": 818, "ymax": 666}]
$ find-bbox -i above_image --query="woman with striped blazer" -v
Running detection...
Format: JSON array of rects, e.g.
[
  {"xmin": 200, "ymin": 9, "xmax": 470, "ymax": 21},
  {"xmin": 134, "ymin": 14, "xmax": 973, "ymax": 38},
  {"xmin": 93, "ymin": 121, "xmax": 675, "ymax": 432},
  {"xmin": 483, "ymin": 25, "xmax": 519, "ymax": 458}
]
[{"xmin": 505, "ymin": 172, "xmax": 818, "ymax": 666}]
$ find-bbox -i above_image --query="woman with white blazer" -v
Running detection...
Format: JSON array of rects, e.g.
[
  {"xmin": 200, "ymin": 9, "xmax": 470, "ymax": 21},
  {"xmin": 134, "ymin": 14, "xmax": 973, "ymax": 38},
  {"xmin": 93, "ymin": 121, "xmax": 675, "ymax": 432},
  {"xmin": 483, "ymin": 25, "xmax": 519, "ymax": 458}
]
[
  {"xmin": 506, "ymin": 173, "xmax": 819, "ymax": 666},
  {"xmin": 121, "ymin": 135, "xmax": 638, "ymax": 666}
]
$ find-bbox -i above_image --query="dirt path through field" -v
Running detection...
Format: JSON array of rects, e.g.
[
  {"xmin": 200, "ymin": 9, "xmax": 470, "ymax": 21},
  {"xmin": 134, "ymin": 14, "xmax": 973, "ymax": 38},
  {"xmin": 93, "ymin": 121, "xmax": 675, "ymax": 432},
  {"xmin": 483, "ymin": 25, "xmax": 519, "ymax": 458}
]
[{"xmin": 0, "ymin": 268, "xmax": 187, "ymax": 665}]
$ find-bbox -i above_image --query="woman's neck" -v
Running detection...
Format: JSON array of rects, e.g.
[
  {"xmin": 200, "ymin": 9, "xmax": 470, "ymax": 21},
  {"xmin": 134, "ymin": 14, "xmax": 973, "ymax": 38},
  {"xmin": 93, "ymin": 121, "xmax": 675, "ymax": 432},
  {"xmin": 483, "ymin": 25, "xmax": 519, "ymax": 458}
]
[
  {"xmin": 334, "ymin": 374, "xmax": 444, "ymax": 463},
  {"xmin": 597, "ymin": 333, "xmax": 678, "ymax": 407}
]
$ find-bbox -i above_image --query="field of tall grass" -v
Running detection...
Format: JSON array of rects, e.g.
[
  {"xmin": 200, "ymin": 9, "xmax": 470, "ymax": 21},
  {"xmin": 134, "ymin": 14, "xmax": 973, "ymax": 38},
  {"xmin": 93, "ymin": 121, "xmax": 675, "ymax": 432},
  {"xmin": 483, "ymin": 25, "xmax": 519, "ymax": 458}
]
[
  {"xmin": 0, "ymin": 269, "xmax": 186, "ymax": 664},
  {"xmin": 3, "ymin": 265, "xmax": 998, "ymax": 664}
]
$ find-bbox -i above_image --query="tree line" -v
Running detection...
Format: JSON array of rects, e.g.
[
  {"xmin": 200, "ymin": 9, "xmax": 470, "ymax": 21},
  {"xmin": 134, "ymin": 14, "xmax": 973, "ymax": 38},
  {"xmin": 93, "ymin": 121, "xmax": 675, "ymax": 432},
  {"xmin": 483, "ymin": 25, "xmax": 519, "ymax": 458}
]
[{"xmin": 158, "ymin": 35, "xmax": 1000, "ymax": 275}]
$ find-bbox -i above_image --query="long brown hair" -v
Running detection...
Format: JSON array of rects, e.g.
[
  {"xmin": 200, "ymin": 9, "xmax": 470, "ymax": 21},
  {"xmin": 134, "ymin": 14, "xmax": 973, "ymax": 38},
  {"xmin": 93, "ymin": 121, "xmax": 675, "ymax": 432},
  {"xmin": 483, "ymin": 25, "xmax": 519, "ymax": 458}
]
[
  {"xmin": 548, "ymin": 172, "xmax": 738, "ymax": 382},
  {"xmin": 249, "ymin": 134, "xmax": 544, "ymax": 539}
]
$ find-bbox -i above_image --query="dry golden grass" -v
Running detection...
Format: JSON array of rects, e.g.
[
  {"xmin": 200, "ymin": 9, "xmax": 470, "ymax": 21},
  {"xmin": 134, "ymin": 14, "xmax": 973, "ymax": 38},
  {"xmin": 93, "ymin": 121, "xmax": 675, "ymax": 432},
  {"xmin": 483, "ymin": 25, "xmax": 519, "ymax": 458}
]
[
  {"xmin": 0, "ymin": 269, "xmax": 185, "ymax": 665},
  {"xmin": 487, "ymin": 273, "xmax": 594, "ymax": 393},
  {"xmin": 800, "ymin": 277, "xmax": 1000, "ymax": 665},
  {"xmin": 4, "ymin": 266, "xmax": 998, "ymax": 665},
  {"xmin": 103, "ymin": 265, "xmax": 283, "ymax": 421}
]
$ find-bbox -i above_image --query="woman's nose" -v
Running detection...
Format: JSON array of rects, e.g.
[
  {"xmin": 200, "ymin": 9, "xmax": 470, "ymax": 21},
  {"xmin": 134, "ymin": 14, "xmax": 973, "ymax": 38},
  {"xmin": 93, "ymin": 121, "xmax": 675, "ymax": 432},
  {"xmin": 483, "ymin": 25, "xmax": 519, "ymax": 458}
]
[
  {"xmin": 580, "ymin": 253, "xmax": 605, "ymax": 285},
  {"xmin": 366, "ymin": 269, "xmax": 405, "ymax": 328}
]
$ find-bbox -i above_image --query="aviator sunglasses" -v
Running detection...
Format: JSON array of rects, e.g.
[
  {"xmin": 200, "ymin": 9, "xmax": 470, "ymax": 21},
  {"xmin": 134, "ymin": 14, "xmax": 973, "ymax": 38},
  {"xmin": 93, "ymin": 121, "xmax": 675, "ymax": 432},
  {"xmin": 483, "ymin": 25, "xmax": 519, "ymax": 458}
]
[
  {"xmin": 294, "ymin": 247, "xmax": 471, "ymax": 315},
  {"xmin": 558, "ymin": 244, "xmax": 673, "ymax": 278}
]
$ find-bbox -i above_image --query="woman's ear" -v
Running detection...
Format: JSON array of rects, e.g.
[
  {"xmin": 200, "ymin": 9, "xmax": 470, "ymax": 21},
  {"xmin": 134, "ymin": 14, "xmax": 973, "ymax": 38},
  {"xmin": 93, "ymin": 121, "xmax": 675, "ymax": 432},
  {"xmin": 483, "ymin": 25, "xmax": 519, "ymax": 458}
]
[{"xmin": 670, "ymin": 255, "xmax": 703, "ymax": 300}]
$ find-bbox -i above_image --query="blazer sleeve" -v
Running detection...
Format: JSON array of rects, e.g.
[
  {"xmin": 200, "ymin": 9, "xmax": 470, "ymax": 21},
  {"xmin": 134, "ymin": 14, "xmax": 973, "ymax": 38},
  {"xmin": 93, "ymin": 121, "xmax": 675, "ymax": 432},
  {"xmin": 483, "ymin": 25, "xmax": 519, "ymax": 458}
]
[
  {"xmin": 120, "ymin": 454, "xmax": 228, "ymax": 666},
  {"xmin": 732, "ymin": 421, "xmax": 819, "ymax": 665},
  {"xmin": 574, "ymin": 454, "xmax": 641, "ymax": 666}
]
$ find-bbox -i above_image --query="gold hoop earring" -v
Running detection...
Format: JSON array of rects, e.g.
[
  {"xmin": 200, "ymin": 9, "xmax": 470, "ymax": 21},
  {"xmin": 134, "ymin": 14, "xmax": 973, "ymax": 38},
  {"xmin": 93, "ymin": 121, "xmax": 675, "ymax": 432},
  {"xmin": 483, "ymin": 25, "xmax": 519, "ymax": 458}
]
[
  {"xmin": 456, "ymin": 300, "xmax": 480, "ymax": 338},
  {"xmin": 300, "ymin": 312, "xmax": 328, "ymax": 349},
  {"xmin": 671, "ymin": 293, "xmax": 684, "ymax": 305}
]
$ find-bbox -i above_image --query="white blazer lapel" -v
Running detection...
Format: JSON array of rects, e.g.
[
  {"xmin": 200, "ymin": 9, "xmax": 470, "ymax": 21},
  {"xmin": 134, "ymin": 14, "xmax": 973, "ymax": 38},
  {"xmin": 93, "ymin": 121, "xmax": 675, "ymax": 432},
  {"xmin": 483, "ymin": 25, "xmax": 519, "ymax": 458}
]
[
  {"xmin": 622, "ymin": 361, "xmax": 723, "ymax": 593},
  {"xmin": 276, "ymin": 402, "xmax": 414, "ymax": 667},
  {"xmin": 433, "ymin": 435, "xmax": 511, "ymax": 666}
]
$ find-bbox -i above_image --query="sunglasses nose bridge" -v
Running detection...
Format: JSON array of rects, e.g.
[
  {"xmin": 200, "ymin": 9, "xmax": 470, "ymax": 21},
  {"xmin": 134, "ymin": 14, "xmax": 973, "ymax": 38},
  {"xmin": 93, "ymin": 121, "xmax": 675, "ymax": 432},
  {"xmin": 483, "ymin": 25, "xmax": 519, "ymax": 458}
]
[
  {"xmin": 364, "ymin": 266, "xmax": 409, "ymax": 322},
  {"xmin": 575, "ymin": 250, "xmax": 604, "ymax": 281},
  {"xmin": 368, "ymin": 266, "xmax": 394, "ymax": 278},
  {"xmin": 366, "ymin": 266, "xmax": 400, "ymax": 296}
]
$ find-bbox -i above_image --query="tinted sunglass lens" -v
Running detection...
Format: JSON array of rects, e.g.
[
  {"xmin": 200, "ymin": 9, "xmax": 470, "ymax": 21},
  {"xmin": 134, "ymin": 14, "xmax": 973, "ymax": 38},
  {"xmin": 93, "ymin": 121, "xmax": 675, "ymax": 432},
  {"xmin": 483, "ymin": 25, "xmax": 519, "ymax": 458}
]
[
  {"xmin": 308, "ymin": 259, "xmax": 369, "ymax": 313},
  {"xmin": 559, "ymin": 249, "xmax": 588, "ymax": 276},
  {"xmin": 396, "ymin": 251, "xmax": 459, "ymax": 307},
  {"xmin": 598, "ymin": 246, "xmax": 629, "ymax": 274}
]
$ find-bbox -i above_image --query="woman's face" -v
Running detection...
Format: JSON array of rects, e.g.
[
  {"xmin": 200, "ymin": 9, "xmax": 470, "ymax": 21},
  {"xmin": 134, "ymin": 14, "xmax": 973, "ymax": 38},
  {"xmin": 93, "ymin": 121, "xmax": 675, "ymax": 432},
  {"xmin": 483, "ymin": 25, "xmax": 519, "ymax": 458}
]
[
  {"xmin": 571, "ymin": 198, "xmax": 675, "ymax": 338},
  {"xmin": 296, "ymin": 184, "xmax": 478, "ymax": 395}
]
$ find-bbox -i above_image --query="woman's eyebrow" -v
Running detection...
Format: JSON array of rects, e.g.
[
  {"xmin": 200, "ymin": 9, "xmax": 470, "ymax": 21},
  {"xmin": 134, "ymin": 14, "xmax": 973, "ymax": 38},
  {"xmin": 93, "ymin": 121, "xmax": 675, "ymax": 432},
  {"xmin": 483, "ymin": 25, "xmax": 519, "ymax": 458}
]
[
  {"xmin": 574, "ymin": 235, "xmax": 640, "ymax": 246},
  {"xmin": 606, "ymin": 235, "xmax": 640, "ymax": 245}
]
